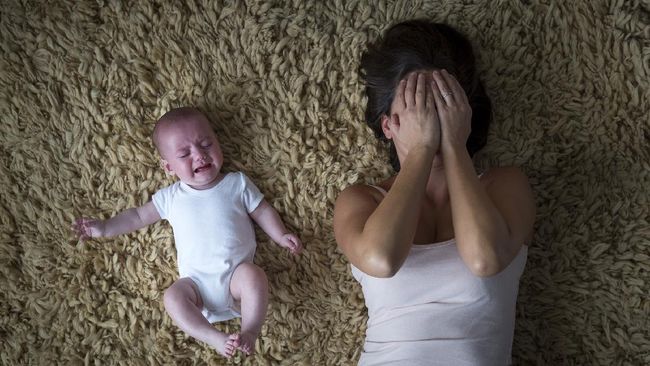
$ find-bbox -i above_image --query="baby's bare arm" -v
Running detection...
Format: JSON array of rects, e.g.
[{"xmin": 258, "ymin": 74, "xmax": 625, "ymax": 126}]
[
  {"xmin": 73, "ymin": 201, "xmax": 161, "ymax": 239},
  {"xmin": 249, "ymin": 200, "xmax": 302, "ymax": 255}
]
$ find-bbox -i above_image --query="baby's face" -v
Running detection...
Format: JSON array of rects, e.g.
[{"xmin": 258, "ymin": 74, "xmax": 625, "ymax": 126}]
[{"xmin": 158, "ymin": 116, "xmax": 224, "ymax": 190}]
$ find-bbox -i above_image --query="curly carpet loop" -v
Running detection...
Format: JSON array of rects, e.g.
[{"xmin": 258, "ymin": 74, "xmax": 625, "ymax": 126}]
[{"xmin": 0, "ymin": 0, "xmax": 648, "ymax": 365}]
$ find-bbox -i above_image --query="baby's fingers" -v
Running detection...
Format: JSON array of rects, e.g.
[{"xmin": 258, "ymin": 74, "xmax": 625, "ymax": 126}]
[
  {"xmin": 286, "ymin": 234, "xmax": 303, "ymax": 255},
  {"xmin": 71, "ymin": 221, "xmax": 87, "ymax": 240},
  {"xmin": 71, "ymin": 218, "xmax": 85, "ymax": 232},
  {"xmin": 72, "ymin": 218, "xmax": 98, "ymax": 239}
]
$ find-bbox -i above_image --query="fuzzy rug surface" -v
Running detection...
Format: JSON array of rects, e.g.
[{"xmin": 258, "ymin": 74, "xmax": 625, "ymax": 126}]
[{"xmin": 1, "ymin": 0, "xmax": 648, "ymax": 365}]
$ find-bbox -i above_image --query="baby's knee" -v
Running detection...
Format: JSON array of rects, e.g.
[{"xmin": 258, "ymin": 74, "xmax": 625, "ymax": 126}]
[
  {"xmin": 163, "ymin": 286, "xmax": 179, "ymax": 311},
  {"xmin": 236, "ymin": 263, "xmax": 268, "ymax": 288},
  {"xmin": 163, "ymin": 278, "xmax": 199, "ymax": 310},
  {"xmin": 247, "ymin": 263, "xmax": 268, "ymax": 281}
]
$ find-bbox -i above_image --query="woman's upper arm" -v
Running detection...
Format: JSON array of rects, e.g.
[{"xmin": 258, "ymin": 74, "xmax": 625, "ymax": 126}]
[
  {"xmin": 333, "ymin": 185, "xmax": 383, "ymax": 274},
  {"xmin": 483, "ymin": 167, "xmax": 536, "ymax": 249}
]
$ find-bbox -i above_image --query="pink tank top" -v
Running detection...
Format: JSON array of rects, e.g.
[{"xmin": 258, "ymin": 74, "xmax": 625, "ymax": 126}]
[{"xmin": 350, "ymin": 186, "xmax": 527, "ymax": 366}]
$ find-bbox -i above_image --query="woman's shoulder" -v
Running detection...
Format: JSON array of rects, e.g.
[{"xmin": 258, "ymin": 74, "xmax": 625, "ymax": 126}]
[
  {"xmin": 334, "ymin": 180, "xmax": 394, "ymax": 232},
  {"xmin": 336, "ymin": 176, "xmax": 396, "ymax": 206},
  {"xmin": 336, "ymin": 183, "xmax": 384, "ymax": 206}
]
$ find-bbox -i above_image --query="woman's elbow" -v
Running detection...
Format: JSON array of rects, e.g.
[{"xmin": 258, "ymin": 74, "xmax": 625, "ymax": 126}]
[
  {"xmin": 362, "ymin": 253, "xmax": 402, "ymax": 278},
  {"xmin": 468, "ymin": 260, "xmax": 502, "ymax": 277},
  {"xmin": 464, "ymin": 245, "xmax": 504, "ymax": 277},
  {"xmin": 368, "ymin": 264, "xmax": 400, "ymax": 279},
  {"xmin": 462, "ymin": 238, "xmax": 511, "ymax": 277}
]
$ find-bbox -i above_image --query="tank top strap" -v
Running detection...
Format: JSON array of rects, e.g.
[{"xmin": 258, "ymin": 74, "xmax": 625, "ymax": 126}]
[{"xmin": 368, "ymin": 184, "xmax": 387, "ymax": 196}]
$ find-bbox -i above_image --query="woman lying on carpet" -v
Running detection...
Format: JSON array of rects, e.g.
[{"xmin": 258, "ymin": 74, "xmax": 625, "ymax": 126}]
[
  {"xmin": 333, "ymin": 20, "xmax": 536, "ymax": 365},
  {"xmin": 72, "ymin": 107, "xmax": 302, "ymax": 358}
]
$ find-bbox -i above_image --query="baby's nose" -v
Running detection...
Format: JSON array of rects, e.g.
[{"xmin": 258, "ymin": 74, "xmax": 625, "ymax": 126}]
[{"xmin": 194, "ymin": 151, "xmax": 207, "ymax": 161}]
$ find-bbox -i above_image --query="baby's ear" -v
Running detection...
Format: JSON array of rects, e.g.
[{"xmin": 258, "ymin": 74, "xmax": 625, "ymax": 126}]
[
  {"xmin": 160, "ymin": 159, "xmax": 175, "ymax": 176},
  {"xmin": 381, "ymin": 114, "xmax": 399, "ymax": 140}
]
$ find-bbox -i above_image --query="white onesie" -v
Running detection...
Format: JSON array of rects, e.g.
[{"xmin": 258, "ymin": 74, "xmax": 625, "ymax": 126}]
[{"xmin": 152, "ymin": 171, "xmax": 263, "ymax": 323}]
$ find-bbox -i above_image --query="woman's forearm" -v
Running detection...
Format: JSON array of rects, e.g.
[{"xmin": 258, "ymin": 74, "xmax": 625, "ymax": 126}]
[
  {"xmin": 361, "ymin": 145, "xmax": 435, "ymax": 274},
  {"xmin": 443, "ymin": 144, "xmax": 510, "ymax": 276}
]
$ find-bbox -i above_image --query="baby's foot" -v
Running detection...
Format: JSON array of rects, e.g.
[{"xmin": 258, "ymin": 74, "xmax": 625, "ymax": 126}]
[
  {"xmin": 216, "ymin": 333, "xmax": 240, "ymax": 358},
  {"xmin": 237, "ymin": 331, "xmax": 258, "ymax": 355}
]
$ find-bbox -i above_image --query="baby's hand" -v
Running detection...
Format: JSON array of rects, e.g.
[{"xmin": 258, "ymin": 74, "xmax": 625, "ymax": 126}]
[
  {"xmin": 72, "ymin": 218, "xmax": 106, "ymax": 241},
  {"xmin": 278, "ymin": 233, "xmax": 302, "ymax": 255}
]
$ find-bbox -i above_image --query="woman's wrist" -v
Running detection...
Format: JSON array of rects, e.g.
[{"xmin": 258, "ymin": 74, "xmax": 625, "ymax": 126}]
[
  {"xmin": 441, "ymin": 143, "xmax": 474, "ymax": 176},
  {"xmin": 441, "ymin": 137, "xmax": 468, "ymax": 157},
  {"xmin": 407, "ymin": 143, "xmax": 437, "ymax": 159}
]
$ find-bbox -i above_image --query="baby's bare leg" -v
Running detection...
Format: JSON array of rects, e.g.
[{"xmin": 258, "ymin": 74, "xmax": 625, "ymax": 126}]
[
  {"xmin": 229, "ymin": 262, "xmax": 269, "ymax": 355},
  {"xmin": 163, "ymin": 277, "xmax": 239, "ymax": 358}
]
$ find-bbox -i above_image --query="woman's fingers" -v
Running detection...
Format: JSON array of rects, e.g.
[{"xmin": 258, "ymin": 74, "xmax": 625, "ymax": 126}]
[
  {"xmin": 430, "ymin": 73, "xmax": 445, "ymax": 109},
  {"xmin": 432, "ymin": 70, "xmax": 454, "ymax": 104},
  {"xmin": 416, "ymin": 72, "xmax": 426, "ymax": 106},
  {"xmin": 395, "ymin": 79, "xmax": 406, "ymax": 111},
  {"xmin": 442, "ymin": 69, "xmax": 468, "ymax": 104},
  {"xmin": 400, "ymin": 70, "xmax": 467, "ymax": 111},
  {"xmin": 405, "ymin": 72, "xmax": 418, "ymax": 107},
  {"xmin": 426, "ymin": 74, "xmax": 435, "ymax": 110},
  {"xmin": 431, "ymin": 69, "xmax": 473, "ymax": 150},
  {"xmin": 400, "ymin": 71, "xmax": 435, "ymax": 109}
]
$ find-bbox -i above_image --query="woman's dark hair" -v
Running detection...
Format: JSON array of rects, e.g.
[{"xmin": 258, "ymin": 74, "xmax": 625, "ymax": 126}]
[{"xmin": 360, "ymin": 20, "xmax": 492, "ymax": 171}]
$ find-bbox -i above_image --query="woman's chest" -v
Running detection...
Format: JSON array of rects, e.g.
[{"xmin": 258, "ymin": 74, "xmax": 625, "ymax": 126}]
[
  {"xmin": 412, "ymin": 204, "xmax": 455, "ymax": 244},
  {"xmin": 357, "ymin": 244, "xmax": 488, "ymax": 310}
]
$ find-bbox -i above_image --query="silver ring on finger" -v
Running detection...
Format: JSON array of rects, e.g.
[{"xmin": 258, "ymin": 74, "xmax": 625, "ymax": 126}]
[{"xmin": 442, "ymin": 91, "xmax": 453, "ymax": 99}]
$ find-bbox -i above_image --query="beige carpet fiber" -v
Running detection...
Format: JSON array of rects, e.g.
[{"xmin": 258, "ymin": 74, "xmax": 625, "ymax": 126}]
[{"xmin": 1, "ymin": 0, "xmax": 648, "ymax": 364}]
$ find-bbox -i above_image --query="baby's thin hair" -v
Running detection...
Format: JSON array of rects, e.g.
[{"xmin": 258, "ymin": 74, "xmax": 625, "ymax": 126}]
[{"xmin": 152, "ymin": 107, "xmax": 207, "ymax": 151}]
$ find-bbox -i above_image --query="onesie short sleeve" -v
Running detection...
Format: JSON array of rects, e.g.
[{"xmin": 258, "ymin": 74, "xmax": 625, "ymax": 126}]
[
  {"xmin": 239, "ymin": 172, "xmax": 264, "ymax": 213},
  {"xmin": 151, "ymin": 183, "xmax": 178, "ymax": 220}
]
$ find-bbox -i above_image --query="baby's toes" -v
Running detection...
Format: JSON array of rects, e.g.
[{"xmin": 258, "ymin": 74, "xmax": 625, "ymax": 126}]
[
  {"xmin": 224, "ymin": 342, "xmax": 235, "ymax": 358},
  {"xmin": 230, "ymin": 333, "xmax": 241, "ymax": 349},
  {"xmin": 244, "ymin": 342, "xmax": 255, "ymax": 355}
]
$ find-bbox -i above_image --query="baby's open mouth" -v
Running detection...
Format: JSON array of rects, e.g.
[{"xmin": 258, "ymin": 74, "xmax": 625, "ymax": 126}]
[{"xmin": 194, "ymin": 163, "xmax": 212, "ymax": 173}]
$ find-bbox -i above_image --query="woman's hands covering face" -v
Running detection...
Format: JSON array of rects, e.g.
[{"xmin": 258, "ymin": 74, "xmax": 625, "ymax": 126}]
[
  {"xmin": 387, "ymin": 72, "xmax": 441, "ymax": 157},
  {"xmin": 430, "ymin": 69, "xmax": 472, "ymax": 152},
  {"xmin": 388, "ymin": 70, "xmax": 472, "ymax": 157}
]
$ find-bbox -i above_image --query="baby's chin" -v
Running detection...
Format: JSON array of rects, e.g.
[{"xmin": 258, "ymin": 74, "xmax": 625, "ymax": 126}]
[{"xmin": 186, "ymin": 172, "xmax": 224, "ymax": 190}]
